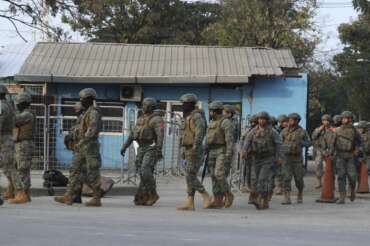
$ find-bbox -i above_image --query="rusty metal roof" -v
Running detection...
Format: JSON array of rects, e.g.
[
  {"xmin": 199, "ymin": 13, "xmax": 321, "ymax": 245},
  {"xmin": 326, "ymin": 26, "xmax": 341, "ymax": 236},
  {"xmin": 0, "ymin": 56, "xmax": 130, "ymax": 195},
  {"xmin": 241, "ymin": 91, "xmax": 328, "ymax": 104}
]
[{"xmin": 15, "ymin": 42, "xmax": 297, "ymax": 84}]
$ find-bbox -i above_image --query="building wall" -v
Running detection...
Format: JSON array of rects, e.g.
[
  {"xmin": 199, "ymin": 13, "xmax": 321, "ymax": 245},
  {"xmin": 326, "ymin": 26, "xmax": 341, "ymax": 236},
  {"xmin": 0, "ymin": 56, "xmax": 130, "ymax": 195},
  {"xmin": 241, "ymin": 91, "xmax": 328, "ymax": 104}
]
[{"xmin": 45, "ymin": 74, "xmax": 308, "ymax": 168}]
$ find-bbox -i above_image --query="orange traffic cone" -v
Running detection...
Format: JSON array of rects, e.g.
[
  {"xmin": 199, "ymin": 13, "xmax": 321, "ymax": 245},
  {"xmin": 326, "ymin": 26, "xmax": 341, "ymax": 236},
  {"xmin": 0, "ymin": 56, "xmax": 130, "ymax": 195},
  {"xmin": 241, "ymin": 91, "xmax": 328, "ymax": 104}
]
[
  {"xmin": 357, "ymin": 161, "xmax": 369, "ymax": 194},
  {"xmin": 316, "ymin": 157, "xmax": 336, "ymax": 203}
]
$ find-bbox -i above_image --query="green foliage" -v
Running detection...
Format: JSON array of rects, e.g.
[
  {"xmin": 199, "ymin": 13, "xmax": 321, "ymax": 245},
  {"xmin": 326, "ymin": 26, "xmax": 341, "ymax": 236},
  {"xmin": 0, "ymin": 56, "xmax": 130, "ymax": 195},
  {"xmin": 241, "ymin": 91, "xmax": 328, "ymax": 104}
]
[
  {"xmin": 202, "ymin": 0, "xmax": 320, "ymax": 65},
  {"xmin": 353, "ymin": 0, "xmax": 370, "ymax": 14},
  {"xmin": 46, "ymin": 0, "xmax": 221, "ymax": 44}
]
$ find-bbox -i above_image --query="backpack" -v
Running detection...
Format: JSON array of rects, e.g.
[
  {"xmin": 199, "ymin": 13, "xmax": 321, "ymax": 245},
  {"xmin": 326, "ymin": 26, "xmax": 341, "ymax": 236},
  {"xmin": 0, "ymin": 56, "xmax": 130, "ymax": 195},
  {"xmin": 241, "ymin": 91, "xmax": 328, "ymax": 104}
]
[{"xmin": 43, "ymin": 169, "xmax": 69, "ymax": 188}]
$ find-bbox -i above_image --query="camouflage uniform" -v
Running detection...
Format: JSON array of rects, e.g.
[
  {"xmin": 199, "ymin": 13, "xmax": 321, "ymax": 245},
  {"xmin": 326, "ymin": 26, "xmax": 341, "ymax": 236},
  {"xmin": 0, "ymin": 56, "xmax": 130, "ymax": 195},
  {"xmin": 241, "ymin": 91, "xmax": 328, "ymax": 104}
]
[
  {"xmin": 0, "ymin": 88, "xmax": 23, "ymax": 203},
  {"xmin": 177, "ymin": 93, "xmax": 211, "ymax": 211},
  {"xmin": 121, "ymin": 98, "xmax": 164, "ymax": 206},
  {"xmin": 311, "ymin": 115, "xmax": 335, "ymax": 186},
  {"xmin": 206, "ymin": 101, "xmax": 234, "ymax": 208},
  {"xmin": 331, "ymin": 111, "xmax": 361, "ymax": 204},
  {"xmin": 281, "ymin": 113, "xmax": 311, "ymax": 204},
  {"xmin": 244, "ymin": 112, "xmax": 283, "ymax": 209},
  {"xmin": 274, "ymin": 114, "xmax": 288, "ymax": 195},
  {"xmin": 359, "ymin": 122, "xmax": 370, "ymax": 171}
]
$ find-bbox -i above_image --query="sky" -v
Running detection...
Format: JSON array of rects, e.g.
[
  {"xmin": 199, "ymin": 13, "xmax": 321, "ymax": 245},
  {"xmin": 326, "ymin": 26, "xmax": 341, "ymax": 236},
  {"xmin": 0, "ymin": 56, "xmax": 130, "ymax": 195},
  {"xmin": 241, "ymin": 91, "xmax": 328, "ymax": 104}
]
[{"xmin": 0, "ymin": 0, "xmax": 359, "ymax": 63}]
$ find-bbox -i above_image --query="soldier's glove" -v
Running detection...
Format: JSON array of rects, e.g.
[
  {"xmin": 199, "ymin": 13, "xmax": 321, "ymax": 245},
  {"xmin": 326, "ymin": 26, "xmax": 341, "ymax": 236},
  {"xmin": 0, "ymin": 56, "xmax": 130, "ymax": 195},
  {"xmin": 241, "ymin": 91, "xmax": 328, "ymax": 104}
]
[
  {"xmin": 156, "ymin": 147, "xmax": 163, "ymax": 160},
  {"xmin": 120, "ymin": 146, "xmax": 127, "ymax": 157}
]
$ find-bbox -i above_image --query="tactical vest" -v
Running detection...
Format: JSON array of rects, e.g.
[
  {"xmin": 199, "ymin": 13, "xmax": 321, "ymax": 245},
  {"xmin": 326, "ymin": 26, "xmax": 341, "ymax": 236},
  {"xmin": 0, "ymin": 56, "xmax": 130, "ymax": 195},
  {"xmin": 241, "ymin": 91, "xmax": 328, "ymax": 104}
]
[
  {"xmin": 181, "ymin": 110, "xmax": 204, "ymax": 147},
  {"xmin": 2, "ymin": 101, "xmax": 15, "ymax": 135},
  {"xmin": 13, "ymin": 111, "xmax": 35, "ymax": 142},
  {"xmin": 250, "ymin": 127, "xmax": 275, "ymax": 157},
  {"xmin": 335, "ymin": 126, "xmax": 356, "ymax": 152},
  {"xmin": 79, "ymin": 107, "xmax": 101, "ymax": 140},
  {"xmin": 282, "ymin": 127, "xmax": 305, "ymax": 155},
  {"xmin": 133, "ymin": 113, "xmax": 160, "ymax": 144},
  {"xmin": 361, "ymin": 132, "xmax": 370, "ymax": 154},
  {"xmin": 206, "ymin": 117, "xmax": 226, "ymax": 146}
]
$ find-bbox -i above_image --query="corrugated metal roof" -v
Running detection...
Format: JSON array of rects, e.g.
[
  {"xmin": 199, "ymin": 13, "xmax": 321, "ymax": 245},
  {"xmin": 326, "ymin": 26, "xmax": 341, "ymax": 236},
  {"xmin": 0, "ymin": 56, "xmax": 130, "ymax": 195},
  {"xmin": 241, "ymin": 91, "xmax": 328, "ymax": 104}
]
[
  {"xmin": 0, "ymin": 43, "xmax": 36, "ymax": 78},
  {"xmin": 15, "ymin": 42, "xmax": 297, "ymax": 84}
]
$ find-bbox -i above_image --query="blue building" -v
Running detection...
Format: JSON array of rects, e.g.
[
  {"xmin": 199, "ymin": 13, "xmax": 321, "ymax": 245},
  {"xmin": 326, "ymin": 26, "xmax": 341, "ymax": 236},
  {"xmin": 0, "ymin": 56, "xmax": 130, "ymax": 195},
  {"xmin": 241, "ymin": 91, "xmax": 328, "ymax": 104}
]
[{"xmin": 14, "ymin": 42, "xmax": 308, "ymax": 169}]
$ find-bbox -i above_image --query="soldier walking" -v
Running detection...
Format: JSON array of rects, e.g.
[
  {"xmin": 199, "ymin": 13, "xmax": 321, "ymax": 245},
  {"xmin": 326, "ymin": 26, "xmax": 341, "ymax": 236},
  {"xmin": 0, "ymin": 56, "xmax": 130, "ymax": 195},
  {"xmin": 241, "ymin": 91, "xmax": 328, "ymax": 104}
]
[
  {"xmin": 243, "ymin": 112, "xmax": 283, "ymax": 209},
  {"xmin": 55, "ymin": 88, "xmax": 103, "ymax": 207},
  {"xmin": 357, "ymin": 121, "xmax": 370, "ymax": 171},
  {"xmin": 311, "ymin": 114, "xmax": 334, "ymax": 189},
  {"xmin": 275, "ymin": 114, "xmax": 288, "ymax": 195},
  {"xmin": 121, "ymin": 98, "xmax": 164, "ymax": 206},
  {"xmin": 8, "ymin": 93, "xmax": 35, "ymax": 204},
  {"xmin": 205, "ymin": 101, "xmax": 234, "ymax": 209},
  {"xmin": 0, "ymin": 85, "xmax": 24, "ymax": 205},
  {"xmin": 331, "ymin": 111, "xmax": 361, "ymax": 204},
  {"xmin": 176, "ymin": 94, "xmax": 211, "ymax": 211},
  {"xmin": 280, "ymin": 113, "xmax": 311, "ymax": 205}
]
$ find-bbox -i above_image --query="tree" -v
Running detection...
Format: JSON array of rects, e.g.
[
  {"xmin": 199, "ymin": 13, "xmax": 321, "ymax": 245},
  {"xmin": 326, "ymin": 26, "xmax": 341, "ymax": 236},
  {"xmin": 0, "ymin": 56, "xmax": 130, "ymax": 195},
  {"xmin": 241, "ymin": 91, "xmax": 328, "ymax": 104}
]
[
  {"xmin": 202, "ymin": 0, "xmax": 320, "ymax": 65},
  {"xmin": 333, "ymin": 10, "xmax": 370, "ymax": 119},
  {"xmin": 0, "ymin": 0, "xmax": 65, "ymax": 41},
  {"xmin": 45, "ymin": 0, "xmax": 221, "ymax": 44},
  {"xmin": 353, "ymin": 0, "xmax": 370, "ymax": 14}
]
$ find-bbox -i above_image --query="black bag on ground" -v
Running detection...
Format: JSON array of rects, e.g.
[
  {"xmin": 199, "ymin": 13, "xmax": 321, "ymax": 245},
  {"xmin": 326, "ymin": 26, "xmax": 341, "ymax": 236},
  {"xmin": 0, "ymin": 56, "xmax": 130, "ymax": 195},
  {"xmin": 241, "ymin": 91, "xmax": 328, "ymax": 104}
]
[{"xmin": 43, "ymin": 169, "xmax": 69, "ymax": 188}]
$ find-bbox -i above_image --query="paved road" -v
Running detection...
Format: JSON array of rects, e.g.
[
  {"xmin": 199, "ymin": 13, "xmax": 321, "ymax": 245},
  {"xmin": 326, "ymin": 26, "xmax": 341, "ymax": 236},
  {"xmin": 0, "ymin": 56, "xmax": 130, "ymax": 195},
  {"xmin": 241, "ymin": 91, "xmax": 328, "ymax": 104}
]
[{"xmin": 1, "ymin": 177, "xmax": 370, "ymax": 246}]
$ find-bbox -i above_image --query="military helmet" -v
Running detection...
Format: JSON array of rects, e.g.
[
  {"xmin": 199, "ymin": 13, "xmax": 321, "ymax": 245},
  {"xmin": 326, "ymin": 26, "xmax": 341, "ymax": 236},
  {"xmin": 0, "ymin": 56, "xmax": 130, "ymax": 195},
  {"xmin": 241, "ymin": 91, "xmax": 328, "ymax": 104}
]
[
  {"xmin": 0, "ymin": 84, "xmax": 9, "ymax": 94},
  {"xmin": 256, "ymin": 111, "xmax": 270, "ymax": 120},
  {"xmin": 209, "ymin": 101, "xmax": 223, "ymax": 110},
  {"xmin": 333, "ymin": 115, "xmax": 342, "ymax": 124},
  {"xmin": 288, "ymin": 113, "xmax": 301, "ymax": 121},
  {"xmin": 277, "ymin": 114, "xmax": 288, "ymax": 123},
  {"xmin": 142, "ymin": 97, "xmax": 157, "ymax": 107},
  {"xmin": 180, "ymin": 93, "xmax": 198, "ymax": 103},
  {"xmin": 341, "ymin": 111, "xmax": 354, "ymax": 119},
  {"xmin": 15, "ymin": 92, "xmax": 32, "ymax": 104},
  {"xmin": 79, "ymin": 88, "xmax": 97, "ymax": 99},
  {"xmin": 357, "ymin": 121, "xmax": 368, "ymax": 129},
  {"xmin": 223, "ymin": 104, "xmax": 235, "ymax": 114},
  {"xmin": 321, "ymin": 114, "xmax": 331, "ymax": 121}
]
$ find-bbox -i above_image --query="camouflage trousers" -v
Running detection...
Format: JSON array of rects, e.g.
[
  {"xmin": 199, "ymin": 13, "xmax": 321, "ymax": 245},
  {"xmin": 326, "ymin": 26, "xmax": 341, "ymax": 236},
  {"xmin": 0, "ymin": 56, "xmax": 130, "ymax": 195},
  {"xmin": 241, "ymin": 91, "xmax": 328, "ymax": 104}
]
[
  {"xmin": 67, "ymin": 141, "xmax": 101, "ymax": 196},
  {"xmin": 243, "ymin": 157, "xmax": 256, "ymax": 190},
  {"xmin": 251, "ymin": 156, "xmax": 275, "ymax": 196},
  {"xmin": 282, "ymin": 155, "xmax": 306, "ymax": 192},
  {"xmin": 135, "ymin": 145, "xmax": 158, "ymax": 197},
  {"xmin": 336, "ymin": 152, "xmax": 357, "ymax": 193},
  {"xmin": 208, "ymin": 146, "xmax": 230, "ymax": 196},
  {"xmin": 1, "ymin": 135, "xmax": 22, "ymax": 192},
  {"xmin": 184, "ymin": 147, "xmax": 206, "ymax": 196},
  {"xmin": 314, "ymin": 149, "xmax": 324, "ymax": 179},
  {"xmin": 15, "ymin": 140, "xmax": 33, "ymax": 190}
]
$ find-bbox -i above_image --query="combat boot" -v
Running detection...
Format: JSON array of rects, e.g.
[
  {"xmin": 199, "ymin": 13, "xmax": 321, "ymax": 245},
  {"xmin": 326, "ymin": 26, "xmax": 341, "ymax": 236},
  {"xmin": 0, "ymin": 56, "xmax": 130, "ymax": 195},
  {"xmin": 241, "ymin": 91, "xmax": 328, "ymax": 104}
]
[
  {"xmin": 134, "ymin": 193, "xmax": 148, "ymax": 206},
  {"xmin": 224, "ymin": 192, "xmax": 234, "ymax": 208},
  {"xmin": 336, "ymin": 192, "xmax": 346, "ymax": 204},
  {"xmin": 253, "ymin": 194, "xmax": 262, "ymax": 210},
  {"xmin": 208, "ymin": 195, "xmax": 224, "ymax": 209},
  {"xmin": 350, "ymin": 187, "xmax": 356, "ymax": 202},
  {"xmin": 315, "ymin": 177, "xmax": 322, "ymax": 189},
  {"xmin": 54, "ymin": 193, "xmax": 74, "ymax": 205},
  {"xmin": 8, "ymin": 190, "xmax": 29, "ymax": 204},
  {"xmin": 297, "ymin": 190, "xmax": 303, "ymax": 204},
  {"xmin": 176, "ymin": 196, "xmax": 195, "ymax": 211},
  {"xmin": 3, "ymin": 183, "xmax": 15, "ymax": 200},
  {"xmin": 200, "ymin": 191, "xmax": 211, "ymax": 209},
  {"xmin": 258, "ymin": 196, "xmax": 269, "ymax": 210},
  {"xmin": 268, "ymin": 192, "xmax": 273, "ymax": 201},
  {"xmin": 25, "ymin": 189, "xmax": 32, "ymax": 202},
  {"xmin": 73, "ymin": 190, "xmax": 82, "ymax": 204},
  {"xmin": 145, "ymin": 192, "xmax": 160, "ymax": 206},
  {"xmin": 248, "ymin": 192, "xmax": 258, "ymax": 205},
  {"xmin": 281, "ymin": 191, "xmax": 292, "ymax": 205}
]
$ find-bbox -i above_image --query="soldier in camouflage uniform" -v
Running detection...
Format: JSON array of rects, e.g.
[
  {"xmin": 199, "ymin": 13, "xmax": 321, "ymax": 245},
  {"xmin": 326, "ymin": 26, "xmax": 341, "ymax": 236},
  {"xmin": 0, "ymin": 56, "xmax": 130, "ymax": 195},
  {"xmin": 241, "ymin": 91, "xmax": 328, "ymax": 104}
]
[
  {"xmin": 274, "ymin": 114, "xmax": 288, "ymax": 195},
  {"xmin": 205, "ymin": 101, "xmax": 234, "ymax": 209},
  {"xmin": 240, "ymin": 115, "xmax": 258, "ymax": 194},
  {"xmin": 55, "ymin": 88, "xmax": 103, "ymax": 207},
  {"xmin": 176, "ymin": 94, "xmax": 211, "ymax": 211},
  {"xmin": 121, "ymin": 98, "xmax": 164, "ymax": 206},
  {"xmin": 0, "ymin": 85, "xmax": 23, "ymax": 205},
  {"xmin": 311, "ymin": 114, "xmax": 334, "ymax": 189},
  {"xmin": 357, "ymin": 121, "xmax": 370, "ymax": 171},
  {"xmin": 331, "ymin": 111, "xmax": 361, "ymax": 204},
  {"xmin": 56, "ymin": 102, "xmax": 86, "ymax": 204},
  {"xmin": 280, "ymin": 113, "xmax": 311, "ymax": 205},
  {"xmin": 333, "ymin": 115, "xmax": 342, "ymax": 129},
  {"xmin": 8, "ymin": 93, "xmax": 35, "ymax": 204},
  {"xmin": 243, "ymin": 112, "xmax": 283, "ymax": 209}
]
